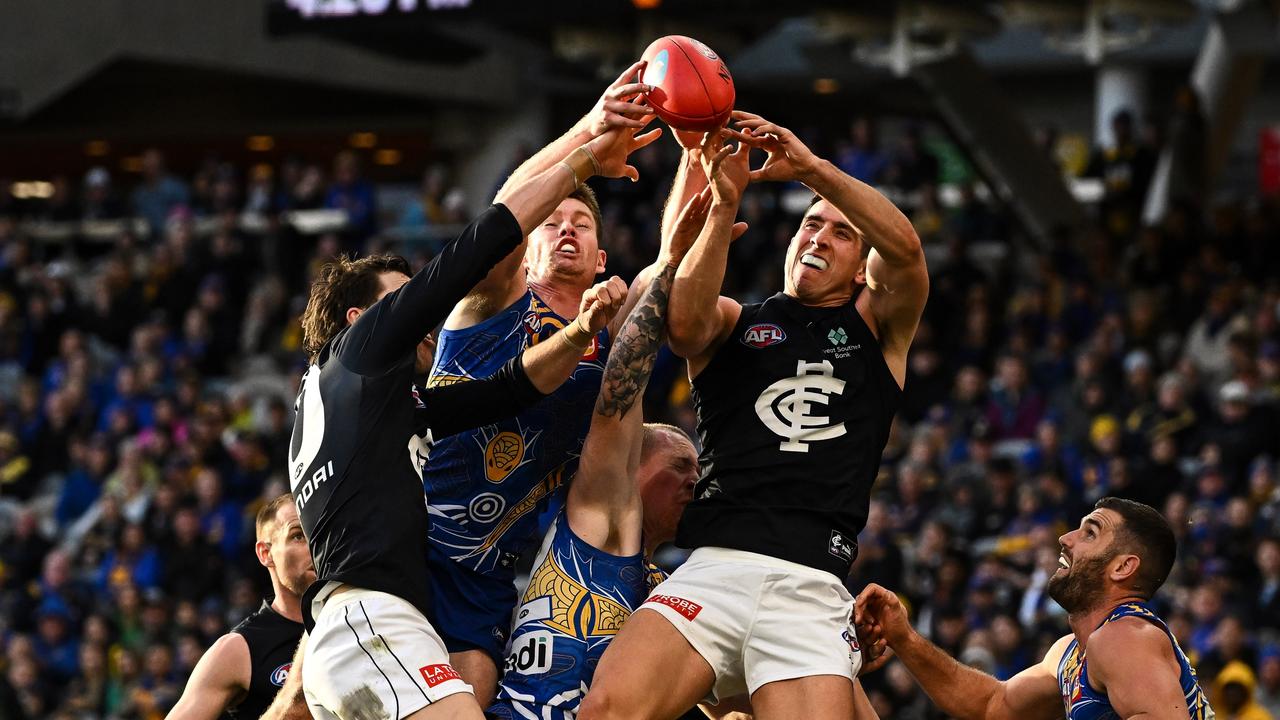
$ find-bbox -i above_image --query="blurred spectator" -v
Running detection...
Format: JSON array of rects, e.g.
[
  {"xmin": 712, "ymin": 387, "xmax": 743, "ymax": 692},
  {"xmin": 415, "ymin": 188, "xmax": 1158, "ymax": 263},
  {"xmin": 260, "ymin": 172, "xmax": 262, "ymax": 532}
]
[
  {"xmin": 325, "ymin": 150, "xmax": 377, "ymax": 244},
  {"xmin": 1213, "ymin": 661, "xmax": 1275, "ymax": 720},
  {"xmin": 836, "ymin": 117, "xmax": 888, "ymax": 184},
  {"xmin": 130, "ymin": 149, "xmax": 191, "ymax": 237},
  {"xmin": 1083, "ymin": 108, "xmax": 1156, "ymax": 239},
  {"xmin": 81, "ymin": 167, "xmax": 126, "ymax": 220}
]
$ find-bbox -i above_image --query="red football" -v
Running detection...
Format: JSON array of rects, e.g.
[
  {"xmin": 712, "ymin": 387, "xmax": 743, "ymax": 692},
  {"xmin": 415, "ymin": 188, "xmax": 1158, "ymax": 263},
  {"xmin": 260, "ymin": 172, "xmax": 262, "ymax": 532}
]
[{"xmin": 640, "ymin": 35, "xmax": 735, "ymax": 133}]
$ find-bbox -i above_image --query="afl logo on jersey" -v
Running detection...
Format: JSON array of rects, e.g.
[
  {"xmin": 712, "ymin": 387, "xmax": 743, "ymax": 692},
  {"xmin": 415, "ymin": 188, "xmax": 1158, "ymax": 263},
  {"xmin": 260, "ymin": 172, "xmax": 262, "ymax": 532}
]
[
  {"xmin": 741, "ymin": 323, "xmax": 787, "ymax": 349},
  {"xmin": 270, "ymin": 662, "xmax": 290, "ymax": 687}
]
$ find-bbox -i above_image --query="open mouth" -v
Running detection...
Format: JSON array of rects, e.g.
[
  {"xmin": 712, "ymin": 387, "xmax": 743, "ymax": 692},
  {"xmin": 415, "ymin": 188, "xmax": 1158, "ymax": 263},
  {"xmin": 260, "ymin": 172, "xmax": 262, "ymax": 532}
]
[
  {"xmin": 800, "ymin": 253, "xmax": 828, "ymax": 271},
  {"xmin": 1059, "ymin": 553, "xmax": 1070, "ymax": 570},
  {"xmin": 556, "ymin": 240, "xmax": 580, "ymax": 257}
]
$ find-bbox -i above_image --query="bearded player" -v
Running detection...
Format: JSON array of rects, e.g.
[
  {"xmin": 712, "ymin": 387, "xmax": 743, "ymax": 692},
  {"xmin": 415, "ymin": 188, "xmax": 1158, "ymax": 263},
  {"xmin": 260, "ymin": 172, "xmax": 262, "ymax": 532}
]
[
  {"xmin": 858, "ymin": 497, "xmax": 1213, "ymax": 720},
  {"xmin": 421, "ymin": 59, "xmax": 711, "ymax": 706},
  {"xmin": 578, "ymin": 112, "xmax": 928, "ymax": 720}
]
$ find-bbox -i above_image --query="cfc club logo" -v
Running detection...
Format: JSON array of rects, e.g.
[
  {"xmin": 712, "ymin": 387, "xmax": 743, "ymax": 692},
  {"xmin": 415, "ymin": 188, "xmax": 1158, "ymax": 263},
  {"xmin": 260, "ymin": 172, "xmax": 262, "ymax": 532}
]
[
  {"xmin": 741, "ymin": 323, "xmax": 787, "ymax": 349},
  {"xmin": 754, "ymin": 360, "xmax": 847, "ymax": 452},
  {"xmin": 829, "ymin": 530, "xmax": 856, "ymax": 563},
  {"xmin": 505, "ymin": 630, "xmax": 553, "ymax": 675},
  {"xmin": 270, "ymin": 662, "xmax": 291, "ymax": 687}
]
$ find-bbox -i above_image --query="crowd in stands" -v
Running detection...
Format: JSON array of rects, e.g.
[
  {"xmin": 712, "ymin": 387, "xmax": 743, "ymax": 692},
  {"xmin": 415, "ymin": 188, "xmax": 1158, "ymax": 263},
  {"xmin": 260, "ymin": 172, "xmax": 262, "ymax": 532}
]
[{"xmin": 1, "ymin": 103, "xmax": 1279, "ymax": 720}]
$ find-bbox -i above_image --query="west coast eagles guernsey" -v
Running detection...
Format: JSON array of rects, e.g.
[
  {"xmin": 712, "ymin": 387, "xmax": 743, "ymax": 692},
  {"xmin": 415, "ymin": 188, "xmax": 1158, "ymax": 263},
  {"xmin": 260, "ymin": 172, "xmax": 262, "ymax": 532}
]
[
  {"xmin": 1057, "ymin": 601, "xmax": 1213, "ymax": 720},
  {"xmin": 424, "ymin": 289, "xmax": 611, "ymax": 576},
  {"xmin": 488, "ymin": 512, "xmax": 664, "ymax": 720}
]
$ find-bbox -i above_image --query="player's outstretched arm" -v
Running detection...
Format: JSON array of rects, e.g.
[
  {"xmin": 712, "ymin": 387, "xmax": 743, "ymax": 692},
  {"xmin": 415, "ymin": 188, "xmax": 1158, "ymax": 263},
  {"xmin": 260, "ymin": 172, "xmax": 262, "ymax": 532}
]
[
  {"xmin": 667, "ymin": 131, "xmax": 749, "ymax": 371},
  {"xmin": 729, "ymin": 111, "xmax": 928, "ymax": 380},
  {"xmin": 165, "ymin": 633, "xmax": 250, "ymax": 720},
  {"xmin": 568, "ymin": 189, "xmax": 712, "ymax": 554},
  {"xmin": 258, "ymin": 633, "xmax": 311, "ymax": 720},
  {"xmin": 609, "ymin": 129, "xmax": 713, "ymax": 342},
  {"xmin": 342, "ymin": 123, "xmax": 660, "ymax": 377},
  {"xmin": 1086, "ymin": 617, "xmax": 1193, "ymax": 720},
  {"xmin": 453, "ymin": 62, "xmax": 655, "ymax": 327},
  {"xmin": 857, "ymin": 584, "xmax": 1063, "ymax": 720}
]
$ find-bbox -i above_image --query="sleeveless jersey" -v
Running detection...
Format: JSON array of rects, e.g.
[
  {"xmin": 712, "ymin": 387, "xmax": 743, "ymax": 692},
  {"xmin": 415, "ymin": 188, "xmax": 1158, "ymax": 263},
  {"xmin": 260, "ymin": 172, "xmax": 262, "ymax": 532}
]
[
  {"xmin": 677, "ymin": 292, "xmax": 902, "ymax": 579},
  {"xmin": 226, "ymin": 600, "xmax": 303, "ymax": 720},
  {"xmin": 489, "ymin": 512, "xmax": 665, "ymax": 720},
  {"xmin": 1056, "ymin": 602, "xmax": 1214, "ymax": 720},
  {"xmin": 425, "ymin": 289, "xmax": 610, "ymax": 576}
]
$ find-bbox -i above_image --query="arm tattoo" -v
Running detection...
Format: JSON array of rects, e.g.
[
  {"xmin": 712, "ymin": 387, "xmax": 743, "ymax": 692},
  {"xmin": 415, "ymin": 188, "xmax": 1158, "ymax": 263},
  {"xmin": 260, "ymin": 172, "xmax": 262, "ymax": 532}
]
[{"xmin": 595, "ymin": 263, "xmax": 676, "ymax": 419}]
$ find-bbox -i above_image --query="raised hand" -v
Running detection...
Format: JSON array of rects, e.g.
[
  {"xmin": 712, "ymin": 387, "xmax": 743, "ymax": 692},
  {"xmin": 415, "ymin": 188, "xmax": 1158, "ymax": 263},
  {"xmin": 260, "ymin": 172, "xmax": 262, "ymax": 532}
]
[
  {"xmin": 726, "ymin": 110, "xmax": 820, "ymax": 184},
  {"xmin": 582, "ymin": 60, "xmax": 656, "ymax": 138},
  {"xmin": 856, "ymin": 583, "xmax": 912, "ymax": 647},
  {"xmin": 577, "ymin": 276, "xmax": 629, "ymax": 335},
  {"xmin": 660, "ymin": 187, "xmax": 712, "ymax": 267},
  {"xmin": 585, "ymin": 118, "xmax": 663, "ymax": 182},
  {"xmin": 699, "ymin": 130, "xmax": 750, "ymax": 205}
]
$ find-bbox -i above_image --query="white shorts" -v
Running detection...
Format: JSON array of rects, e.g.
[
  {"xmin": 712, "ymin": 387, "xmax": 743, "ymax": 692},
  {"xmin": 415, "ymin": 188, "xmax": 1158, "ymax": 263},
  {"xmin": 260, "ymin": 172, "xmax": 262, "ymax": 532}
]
[
  {"xmin": 302, "ymin": 586, "xmax": 472, "ymax": 720},
  {"xmin": 640, "ymin": 547, "xmax": 861, "ymax": 703}
]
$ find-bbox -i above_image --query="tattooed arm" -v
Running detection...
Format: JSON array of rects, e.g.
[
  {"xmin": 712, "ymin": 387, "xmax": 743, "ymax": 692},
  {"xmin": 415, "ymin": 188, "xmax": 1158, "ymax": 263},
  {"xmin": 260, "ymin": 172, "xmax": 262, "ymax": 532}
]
[{"xmin": 564, "ymin": 191, "xmax": 711, "ymax": 557}]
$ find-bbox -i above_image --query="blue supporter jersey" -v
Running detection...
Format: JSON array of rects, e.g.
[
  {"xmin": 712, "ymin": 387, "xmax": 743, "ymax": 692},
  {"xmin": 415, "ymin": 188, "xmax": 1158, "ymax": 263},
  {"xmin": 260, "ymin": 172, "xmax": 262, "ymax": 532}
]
[
  {"xmin": 1057, "ymin": 602, "xmax": 1214, "ymax": 720},
  {"xmin": 489, "ymin": 512, "xmax": 666, "ymax": 720},
  {"xmin": 424, "ymin": 289, "xmax": 610, "ymax": 576}
]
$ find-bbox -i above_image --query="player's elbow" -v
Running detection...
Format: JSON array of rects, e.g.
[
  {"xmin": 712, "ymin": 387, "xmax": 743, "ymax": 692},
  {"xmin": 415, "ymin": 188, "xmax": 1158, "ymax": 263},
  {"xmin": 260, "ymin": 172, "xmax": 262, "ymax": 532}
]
[
  {"xmin": 580, "ymin": 685, "xmax": 638, "ymax": 720},
  {"xmin": 666, "ymin": 309, "xmax": 714, "ymax": 359}
]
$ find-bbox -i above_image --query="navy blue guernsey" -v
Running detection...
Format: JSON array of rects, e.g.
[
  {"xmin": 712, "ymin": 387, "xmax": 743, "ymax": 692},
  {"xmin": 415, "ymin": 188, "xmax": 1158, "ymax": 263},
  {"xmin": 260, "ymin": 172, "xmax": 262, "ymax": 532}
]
[
  {"xmin": 677, "ymin": 292, "xmax": 902, "ymax": 579},
  {"xmin": 288, "ymin": 204, "xmax": 547, "ymax": 630},
  {"xmin": 226, "ymin": 600, "xmax": 303, "ymax": 720}
]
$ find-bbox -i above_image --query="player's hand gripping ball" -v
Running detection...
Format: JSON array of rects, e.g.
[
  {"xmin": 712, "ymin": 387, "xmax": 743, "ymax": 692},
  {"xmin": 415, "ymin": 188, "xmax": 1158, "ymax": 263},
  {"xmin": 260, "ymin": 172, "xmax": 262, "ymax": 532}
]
[{"xmin": 640, "ymin": 35, "xmax": 735, "ymax": 133}]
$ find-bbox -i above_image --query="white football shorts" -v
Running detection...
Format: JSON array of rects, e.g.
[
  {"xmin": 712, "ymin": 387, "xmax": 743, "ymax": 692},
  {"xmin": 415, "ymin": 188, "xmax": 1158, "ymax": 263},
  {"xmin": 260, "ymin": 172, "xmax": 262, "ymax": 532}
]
[
  {"xmin": 639, "ymin": 547, "xmax": 862, "ymax": 703},
  {"xmin": 303, "ymin": 586, "xmax": 472, "ymax": 720}
]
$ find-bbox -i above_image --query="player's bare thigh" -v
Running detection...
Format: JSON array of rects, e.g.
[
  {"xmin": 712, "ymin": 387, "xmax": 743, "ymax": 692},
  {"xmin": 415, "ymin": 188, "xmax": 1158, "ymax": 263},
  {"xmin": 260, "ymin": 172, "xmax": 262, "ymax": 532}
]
[
  {"xmin": 749, "ymin": 675, "xmax": 855, "ymax": 720},
  {"xmin": 579, "ymin": 608, "xmax": 715, "ymax": 720},
  {"xmin": 448, "ymin": 650, "xmax": 498, "ymax": 709}
]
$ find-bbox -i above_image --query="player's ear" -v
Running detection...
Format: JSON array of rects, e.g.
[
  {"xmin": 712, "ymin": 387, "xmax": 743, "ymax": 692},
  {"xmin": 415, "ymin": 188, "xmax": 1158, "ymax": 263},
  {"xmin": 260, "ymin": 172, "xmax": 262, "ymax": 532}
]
[
  {"xmin": 255, "ymin": 540, "xmax": 274, "ymax": 569},
  {"xmin": 346, "ymin": 307, "xmax": 362, "ymax": 326},
  {"xmin": 596, "ymin": 249, "xmax": 607, "ymax": 275},
  {"xmin": 1110, "ymin": 553, "xmax": 1140, "ymax": 585},
  {"xmin": 854, "ymin": 258, "xmax": 868, "ymax": 287}
]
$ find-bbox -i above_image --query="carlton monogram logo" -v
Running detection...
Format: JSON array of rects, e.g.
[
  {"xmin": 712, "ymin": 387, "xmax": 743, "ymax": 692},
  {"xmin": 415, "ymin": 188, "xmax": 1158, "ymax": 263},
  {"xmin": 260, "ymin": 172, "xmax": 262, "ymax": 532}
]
[{"xmin": 754, "ymin": 360, "xmax": 847, "ymax": 453}]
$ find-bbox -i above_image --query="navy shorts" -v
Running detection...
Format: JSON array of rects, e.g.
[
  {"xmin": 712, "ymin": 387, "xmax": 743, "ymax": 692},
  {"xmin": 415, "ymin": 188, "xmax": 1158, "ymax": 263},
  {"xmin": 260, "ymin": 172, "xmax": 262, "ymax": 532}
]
[{"xmin": 426, "ymin": 542, "xmax": 517, "ymax": 668}]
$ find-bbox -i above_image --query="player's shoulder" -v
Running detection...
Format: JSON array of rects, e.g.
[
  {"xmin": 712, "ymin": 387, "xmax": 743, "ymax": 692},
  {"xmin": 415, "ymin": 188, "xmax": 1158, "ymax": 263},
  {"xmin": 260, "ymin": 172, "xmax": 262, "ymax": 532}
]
[
  {"xmin": 194, "ymin": 631, "xmax": 252, "ymax": 688},
  {"xmin": 1088, "ymin": 613, "xmax": 1170, "ymax": 661},
  {"xmin": 210, "ymin": 631, "xmax": 253, "ymax": 663},
  {"xmin": 1041, "ymin": 633, "xmax": 1076, "ymax": 671}
]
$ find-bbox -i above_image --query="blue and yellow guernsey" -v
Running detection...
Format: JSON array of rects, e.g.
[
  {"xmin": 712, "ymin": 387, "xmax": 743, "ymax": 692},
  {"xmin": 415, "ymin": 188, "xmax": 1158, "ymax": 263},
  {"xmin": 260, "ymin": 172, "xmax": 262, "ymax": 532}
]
[
  {"xmin": 424, "ymin": 289, "xmax": 610, "ymax": 576},
  {"xmin": 1057, "ymin": 602, "xmax": 1214, "ymax": 720},
  {"xmin": 488, "ymin": 513, "xmax": 665, "ymax": 720}
]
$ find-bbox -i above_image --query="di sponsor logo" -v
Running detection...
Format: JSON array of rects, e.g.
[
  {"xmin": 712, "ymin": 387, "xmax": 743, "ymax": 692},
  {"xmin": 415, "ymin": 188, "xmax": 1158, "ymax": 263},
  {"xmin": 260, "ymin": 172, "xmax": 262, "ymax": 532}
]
[
  {"xmin": 646, "ymin": 594, "xmax": 703, "ymax": 621},
  {"xmin": 504, "ymin": 630, "xmax": 553, "ymax": 675},
  {"xmin": 419, "ymin": 663, "xmax": 462, "ymax": 688}
]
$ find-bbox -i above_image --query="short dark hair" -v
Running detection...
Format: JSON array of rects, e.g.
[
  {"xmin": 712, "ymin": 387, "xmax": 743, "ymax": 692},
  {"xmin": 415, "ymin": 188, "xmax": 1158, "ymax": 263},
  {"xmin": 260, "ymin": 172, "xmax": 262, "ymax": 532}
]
[
  {"xmin": 300, "ymin": 253, "xmax": 410, "ymax": 361},
  {"xmin": 805, "ymin": 194, "xmax": 871, "ymax": 260},
  {"xmin": 1096, "ymin": 496, "xmax": 1177, "ymax": 598},
  {"xmin": 568, "ymin": 184, "xmax": 603, "ymax": 235},
  {"xmin": 256, "ymin": 493, "xmax": 295, "ymax": 541}
]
